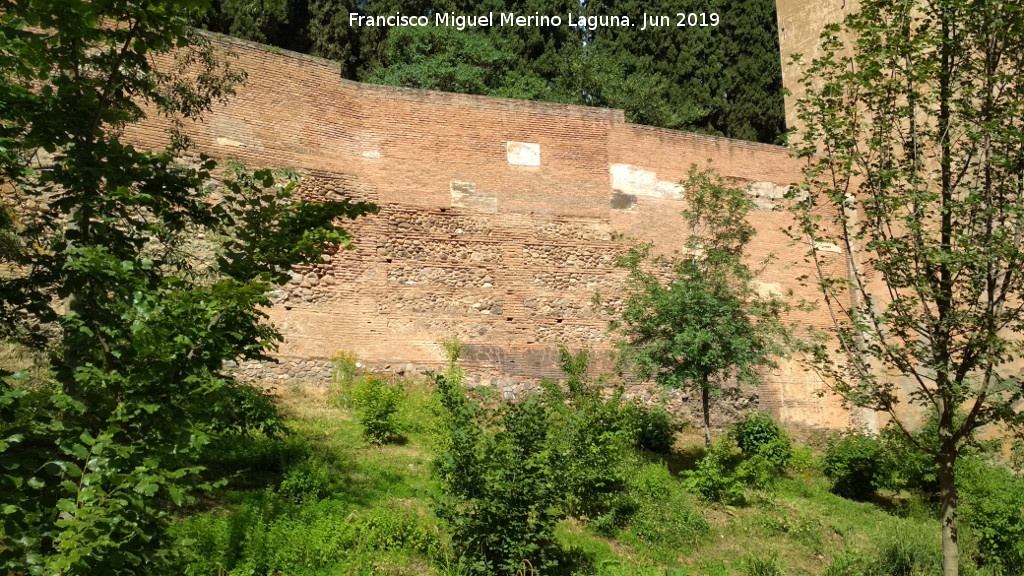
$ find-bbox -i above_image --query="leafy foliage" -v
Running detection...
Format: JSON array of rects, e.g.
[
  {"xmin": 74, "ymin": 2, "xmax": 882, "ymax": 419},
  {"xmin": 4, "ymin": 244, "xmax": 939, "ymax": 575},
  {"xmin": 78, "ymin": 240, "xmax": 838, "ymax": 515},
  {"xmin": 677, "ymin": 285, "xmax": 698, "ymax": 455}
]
[
  {"xmin": 430, "ymin": 346, "xmax": 673, "ymax": 574},
  {"xmin": 684, "ymin": 439, "xmax": 747, "ymax": 505},
  {"xmin": 620, "ymin": 402, "xmax": 680, "ymax": 454},
  {"xmin": 790, "ymin": 0, "xmax": 1024, "ymax": 571},
  {"xmin": 432, "ymin": 365, "xmax": 564, "ymax": 576},
  {"xmin": 957, "ymin": 458, "xmax": 1024, "ymax": 573},
  {"xmin": 352, "ymin": 376, "xmax": 405, "ymax": 444},
  {"xmin": 735, "ymin": 412, "xmax": 793, "ymax": 470},
  {"xmin": 609, "ymin": 165, "xmax": 788, "ymax": 447},
  {"xmin": 0, "ymin": 0, "xmax": 377, "ymax": 571},
  {"xmin": 822, "ymin": 433, "xmax": 887, "ymax": 501}
]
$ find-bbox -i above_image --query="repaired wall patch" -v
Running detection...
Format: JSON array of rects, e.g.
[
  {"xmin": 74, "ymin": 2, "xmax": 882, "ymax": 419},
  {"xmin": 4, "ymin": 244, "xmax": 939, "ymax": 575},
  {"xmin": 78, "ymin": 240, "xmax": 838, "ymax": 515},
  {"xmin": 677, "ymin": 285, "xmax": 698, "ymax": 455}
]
[
  {"xmin": 507, "ymin": 142, "xmax": 541, "ymax": 166},
  {"xmin": 814, "ymin": 241, "xmax": 842, "ymax": 254},
  {"xmin": 451, "ymin": 181, "xmax": 498, "ymax": 213},
  {"xmin": 609, "ymin": 163, "xmax": 682, "ymax": 199}
]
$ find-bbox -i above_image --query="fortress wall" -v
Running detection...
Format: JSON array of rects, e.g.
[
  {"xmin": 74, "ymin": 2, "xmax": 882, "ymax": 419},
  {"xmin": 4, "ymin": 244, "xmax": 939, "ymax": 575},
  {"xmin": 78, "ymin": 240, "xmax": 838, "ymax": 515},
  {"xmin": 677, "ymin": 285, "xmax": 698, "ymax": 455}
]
[{"xmin": 125, "ymin": 35, "xmax": 856, "ymax": 429}]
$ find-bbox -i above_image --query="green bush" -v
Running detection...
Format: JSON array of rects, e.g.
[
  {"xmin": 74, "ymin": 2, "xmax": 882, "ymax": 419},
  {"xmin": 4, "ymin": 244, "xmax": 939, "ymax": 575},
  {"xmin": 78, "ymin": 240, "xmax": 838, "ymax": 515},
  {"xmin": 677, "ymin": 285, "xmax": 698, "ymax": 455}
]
[
  {"xmin": 685, "ymin": 439, "xmax": 747, "ymax": 505},
  {"xmin": 879, "ymin": 424, "xmax": 939, "ymax": 496},
  {"xmin": 352, "ymin": 376, "xmax": 404, "ymax": 444},
  {"xmin": 620, "ymin": 402, "xmax": 681, "ymax": 453},
  {"xmin": 734, "ymin": 412, "xmax": 792, "ymax": 470},
  {"xmin": 544, "ymin": 349, "xmax": 636, "ymax": 524},
  {"xmin": 736, "ymin": 453, "xmax": 779, "ymax": 491},
  {"xmin": 822, "ymin": 433, "xmax": 887, "ymax": 500},
  {"xmin": 958, "ymin": 458, "xmax": 1024, "ymax": 573},
  {"xmin": 547, "ymin": 388, "xmax": 632, "ymax": 522},
  {"xmin": 278, "ymin": 459, "xmax": 333, "ymax": 502},
  {"xmin": 432, "ymin": 370, "xmax": 564, "ymax": 576},
  {"xmin": 208, "ymin": 382, "xmax": 287, "ymax": 436}
]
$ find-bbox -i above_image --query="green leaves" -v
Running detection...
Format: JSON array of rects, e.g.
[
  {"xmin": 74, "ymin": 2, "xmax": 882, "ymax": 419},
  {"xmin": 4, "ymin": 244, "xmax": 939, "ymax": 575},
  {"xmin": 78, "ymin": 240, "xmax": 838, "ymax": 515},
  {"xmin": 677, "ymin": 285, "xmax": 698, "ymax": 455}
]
[
  {"xmin": 611, "ymin": 165, "xmax": 789, "ymax": 445},
  {"xmin": 1, "ymin": 0, "xmax": 375, "ymax": 572},
  {"xmin": 792, "ymin": 2, "xmax": 1024, "ymax": 569}
]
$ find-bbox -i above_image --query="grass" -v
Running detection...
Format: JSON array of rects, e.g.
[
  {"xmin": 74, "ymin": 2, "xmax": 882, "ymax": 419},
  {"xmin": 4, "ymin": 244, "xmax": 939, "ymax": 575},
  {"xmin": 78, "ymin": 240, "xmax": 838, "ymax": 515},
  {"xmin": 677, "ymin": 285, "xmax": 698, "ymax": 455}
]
[{"xmin": 174, "ymin": 375, "xmax": 975, "ymax": 576}]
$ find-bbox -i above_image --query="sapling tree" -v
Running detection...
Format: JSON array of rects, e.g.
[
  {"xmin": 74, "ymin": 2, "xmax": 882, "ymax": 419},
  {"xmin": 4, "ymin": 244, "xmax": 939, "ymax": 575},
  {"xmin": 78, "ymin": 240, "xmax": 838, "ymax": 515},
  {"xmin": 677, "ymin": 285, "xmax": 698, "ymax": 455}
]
[
  {"xmin": 610, "ymin": 166, "xmax": 787, "ymax": 448},
  {"xmin": 790, "ymin": 1, "xmax": 1024, "ymax": 574},
  {"xmin": 0, "ymin": 0, "xmax": 376, "ymax": 571}
]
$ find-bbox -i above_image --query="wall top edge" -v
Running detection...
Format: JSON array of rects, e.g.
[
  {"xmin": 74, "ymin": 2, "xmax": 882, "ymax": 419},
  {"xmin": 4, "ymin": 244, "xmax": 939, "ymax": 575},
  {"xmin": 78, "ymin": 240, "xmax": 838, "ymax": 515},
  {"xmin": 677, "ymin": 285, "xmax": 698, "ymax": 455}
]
[{"xmin": 195, "ymin": 28, "xmax": 794, "ymax": 156}]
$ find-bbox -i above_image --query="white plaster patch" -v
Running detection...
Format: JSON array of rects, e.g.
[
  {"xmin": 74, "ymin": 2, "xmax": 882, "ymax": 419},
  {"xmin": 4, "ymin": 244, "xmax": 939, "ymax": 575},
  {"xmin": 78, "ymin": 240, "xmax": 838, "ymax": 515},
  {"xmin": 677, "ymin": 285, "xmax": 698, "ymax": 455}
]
[
  {"xmin": 450, "ymin": 181, "xmax": 498, "ymax": 213},
  {"xmin": 362, "ymin": 150, "xmax": 381, "ymax": 159},
  {"xmin": 216, "ymin": 137, "xmax": 244, "ymax": 147},
  {"xmin": 507, "ymin": 142, "xmax": 540, "ymax": 166},
  {"xmin": 608, "ymin": 163, "xmax": 683, "ymax": 199},
  {"xmin": 747, "ymin": 181, "xmax": 795, "ymax": 209},
  {"xmin": 815, "ymin": 241, "xmax": 842, "ymax": 254},
  {"xmin": 754, "ymin": 281, "xmax": 784, "ymax": 298}
]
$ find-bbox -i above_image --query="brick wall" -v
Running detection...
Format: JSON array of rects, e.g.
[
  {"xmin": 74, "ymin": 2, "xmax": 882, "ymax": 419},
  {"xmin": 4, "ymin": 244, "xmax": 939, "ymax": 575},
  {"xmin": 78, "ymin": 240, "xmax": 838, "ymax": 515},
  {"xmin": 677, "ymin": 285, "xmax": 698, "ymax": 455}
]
[{"xmin": 125, "ymin": 34, "xmax": 855, "ymax": 430}]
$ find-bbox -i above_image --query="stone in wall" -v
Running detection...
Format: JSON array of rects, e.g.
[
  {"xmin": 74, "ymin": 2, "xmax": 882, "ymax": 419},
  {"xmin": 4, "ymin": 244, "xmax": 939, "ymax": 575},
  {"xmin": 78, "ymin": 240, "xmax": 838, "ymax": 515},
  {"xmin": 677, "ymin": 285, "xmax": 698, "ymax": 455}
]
[
  {"xmin": 376, "ymin": 238, "xmax": 502, "ymax": 265},
  {"xmin": 522, "ymin": 296, "xmax": 609, "ymax": 320},
  {"xmin": 746, "ymin": 181, "xmax": 791, "ymax": 210},
  {"xmin": 532, "ymin": 271, "xmax": 614, "ymax": 292},
  {"xmin": 506, "ymin": 142, "xmax": 541, "ymax": 166},
  {"xmin": 386, "ymin": 210, "xmax": 493, "ymax": 237},
  {"xmin": 388, "ymin": 265, "xmax": 496, "ymax": 289},
  {"xmin": 532, "ymin": 219, "xmax": 613, "ymax": 241},
  {"xmin": 522, "ymin": 244, "xmax": 618, "ymax": 269},
  {"xmin": 377, "ymin": 292, "xmax": 503, "ymax": 316}
]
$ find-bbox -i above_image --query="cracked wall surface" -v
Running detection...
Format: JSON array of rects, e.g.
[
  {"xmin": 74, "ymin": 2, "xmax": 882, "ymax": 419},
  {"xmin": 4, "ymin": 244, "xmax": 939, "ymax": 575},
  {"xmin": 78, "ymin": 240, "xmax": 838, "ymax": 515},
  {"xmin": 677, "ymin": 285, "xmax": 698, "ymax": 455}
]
[{"xmin": 126, "ymin": 35, "xmax": 855, "ymax": 430}]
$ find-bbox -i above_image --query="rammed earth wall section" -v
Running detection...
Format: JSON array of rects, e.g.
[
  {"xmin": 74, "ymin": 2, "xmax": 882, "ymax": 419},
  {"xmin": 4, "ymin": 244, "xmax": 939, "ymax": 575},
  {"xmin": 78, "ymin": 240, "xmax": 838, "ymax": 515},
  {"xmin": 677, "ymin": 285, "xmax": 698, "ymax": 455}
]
[{"xmin": 125, "ymin": 34, "xmax": 855, "ymax": 430}]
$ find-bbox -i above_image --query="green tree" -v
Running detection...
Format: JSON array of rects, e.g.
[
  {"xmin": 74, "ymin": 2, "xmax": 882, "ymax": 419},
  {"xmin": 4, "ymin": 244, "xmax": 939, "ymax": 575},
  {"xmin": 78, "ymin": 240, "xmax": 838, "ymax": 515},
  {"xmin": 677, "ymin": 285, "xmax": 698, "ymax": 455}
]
[
  {"xmin": 610, "ymin": 166, "xmax": 787, "ymax": 448},
  {"xmin": 0, "ymin": 0, "xmax": 376, "ymax": 571},
  {"xmin": 197, "ymin": 0, "xmax": 299, "ymax": 50},
  {"xmin": 790, "ymin": 0, "xmax": 1024, "ymax": 574},
  {"xmin": 718, "ymin": 0, "xmax": 786, "ymax": 144},
  {"xmin": 365, "ymin": 26, "xmax": 548, "ymax": 98}
]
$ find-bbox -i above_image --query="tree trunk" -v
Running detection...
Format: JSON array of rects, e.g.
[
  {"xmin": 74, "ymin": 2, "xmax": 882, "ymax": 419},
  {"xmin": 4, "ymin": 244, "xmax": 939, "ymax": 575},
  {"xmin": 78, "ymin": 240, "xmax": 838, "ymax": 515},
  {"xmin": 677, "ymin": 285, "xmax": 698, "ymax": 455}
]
[
  {"xmin": 701, "ymin": 378, "xmax": 711, "ymax": 450},
  {"xmin": 939, "ymin": 449, "xmax": 959, "ymax": 576}
]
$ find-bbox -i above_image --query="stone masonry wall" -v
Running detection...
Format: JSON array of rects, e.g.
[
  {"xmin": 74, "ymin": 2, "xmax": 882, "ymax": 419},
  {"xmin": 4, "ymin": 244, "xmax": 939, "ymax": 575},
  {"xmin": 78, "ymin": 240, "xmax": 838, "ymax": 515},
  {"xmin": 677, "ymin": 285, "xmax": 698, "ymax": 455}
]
[{"xmin": 125, "ymin": 34, "xmax": 855, "ymax": 430}]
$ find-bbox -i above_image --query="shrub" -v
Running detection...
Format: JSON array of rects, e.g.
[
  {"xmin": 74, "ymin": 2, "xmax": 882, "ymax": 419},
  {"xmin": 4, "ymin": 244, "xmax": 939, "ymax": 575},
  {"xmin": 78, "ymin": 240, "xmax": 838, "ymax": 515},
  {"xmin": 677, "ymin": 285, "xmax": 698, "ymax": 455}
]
[
  {"xmin": 957, "ymin": 458, "xmax": 1024, "ymax": 573},
  {"xmin": 685, "ymin": 438, "xmax": 746, "ymax": 505},
  {"xmin": 548, "ymin": 389, "xmax": 632, "ymax": 521},
  {"xmin": 544, "ymin": 348, "xmax": 634, "ymax": 523},
  {"xmin": 278, "ymin": 460, "xmax": 333, "ymax": 502},
  {"xmin": 352, "ymin": 376, "xmax": 404, "ymax": 444},
  {"xmin": 822, "ymin": 433, "xmax": 887, "ymax": 500},
  {"xmin": 620, "ymin": 402, "xmax": 681, "ymax": 453},
  {"xmin": 879, "ymin": 424, "xmax": 939, "ymax": 496},
  {"xmin": 734, "ymin": 412, "xmax": 792, "ymax": 470},
  {"xmin": 330, "ymin": 350, "xmax": 360, "ymax": 408},
  {"xmin": 736, "ymin": 454, "xmax": 779, "ymax": 491},
  {"xmin": 432, "ymin": 370, "xmax": 564, "ymax": 576}
]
